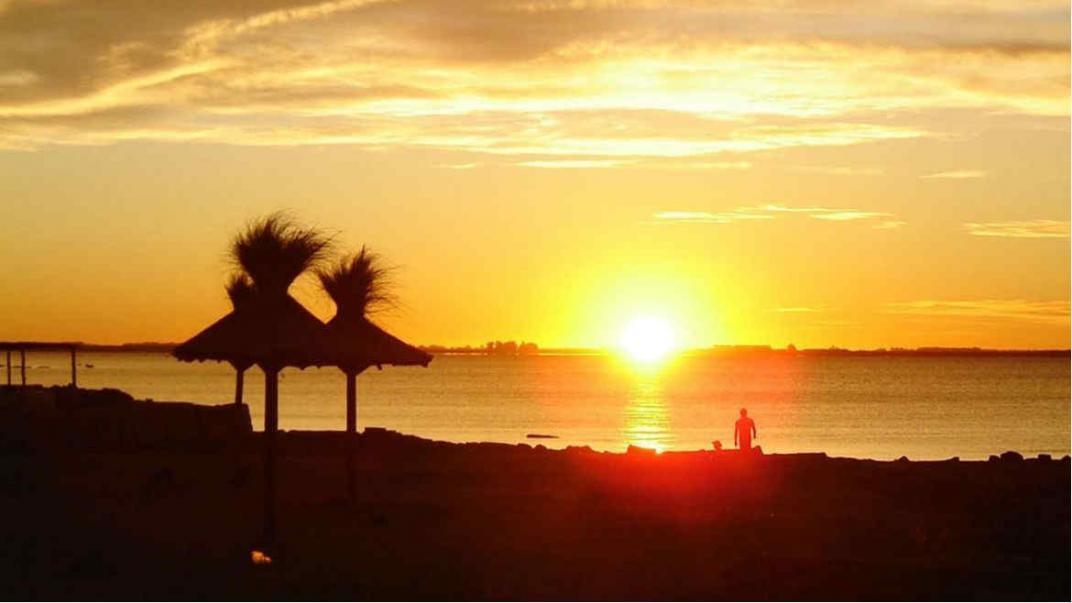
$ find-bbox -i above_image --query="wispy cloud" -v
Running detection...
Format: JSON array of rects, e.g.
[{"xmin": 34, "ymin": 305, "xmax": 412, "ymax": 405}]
[
  {"xmin": 771, "ymin": 307, "xmax": 821, "ymax": 313},
  {"xmin": 653, "ymin": 210, "xmax": 774, "ymax": 224},
  {"xmin": 810, "ymin": 210, "xmax": 890, "ymax": 221},
  {"xmin": 0, "ymin": 0, "xmax": 1065, "ymax": 154},
  {"xmin": 791, "ymin": 165, "xmax": 883, "ymax": 176},
  {"xmin": 518, "ymin": 159, "xmax": 630, "ymax": 169},
  {"xmin": 921, "ymin": 170, "xmax": 987, "ymax": 179},
  {"xmin": 654, "ymin": 204, "xmax": 898, "ymax": 226},
  {"xmin": 965, "ymin": 219, "xmax": 1069, "ymax": 239},
  {"xmin": 887, "ymin": 299, "xmax": 1070, "ymax": 324}
]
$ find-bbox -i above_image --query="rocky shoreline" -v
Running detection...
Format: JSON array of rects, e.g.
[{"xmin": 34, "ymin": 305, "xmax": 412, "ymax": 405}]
[{"xmin": 0, "ymin": 387, "xmax": 1068, "ymax": 599}]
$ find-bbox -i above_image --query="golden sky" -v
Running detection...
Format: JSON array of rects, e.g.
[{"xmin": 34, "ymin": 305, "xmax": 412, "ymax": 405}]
[{"xmin": 0, "ymin": 0, "xmax": 1068, "ymax": 349}]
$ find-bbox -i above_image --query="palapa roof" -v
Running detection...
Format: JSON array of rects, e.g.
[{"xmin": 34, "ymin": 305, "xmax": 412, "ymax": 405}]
[
  {"xmin": 324, "ymin": 315, "xmax": 432, "ymax": 372},
  {"xmin": 173, "ymin": 294, "xmax": 331, "ymax": 370}
]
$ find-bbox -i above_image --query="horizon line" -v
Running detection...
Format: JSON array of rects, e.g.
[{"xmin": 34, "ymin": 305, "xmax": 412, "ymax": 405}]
[{"xmin": 6, "ymin": 340, "xmax": 1068, "ymax": 355}]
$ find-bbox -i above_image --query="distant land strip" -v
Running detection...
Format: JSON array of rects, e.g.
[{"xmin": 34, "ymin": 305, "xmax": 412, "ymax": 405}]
[{"xmin": 66, "ymin": 342, "xmax": 1072, "ymax": 358}]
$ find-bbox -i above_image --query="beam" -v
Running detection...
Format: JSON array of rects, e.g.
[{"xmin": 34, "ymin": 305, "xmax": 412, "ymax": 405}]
[
  {"xmin": 70, "ymin": 346, "xmax": 77, "ymax": 388},
  {"xmin": 19, "ymin": 349, "xmax": 26, "ymax": 386}
]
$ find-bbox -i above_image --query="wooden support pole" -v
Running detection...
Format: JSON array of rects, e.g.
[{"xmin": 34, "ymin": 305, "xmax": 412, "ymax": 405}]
[
  {"xmin": 5, "ymin": 350, "xmax": 9, "ymax": 385},
  {"xmin": 234, "ymin": 368, "xmax": 245, "ymax": 405},
  {"xmin": 263, "ymin": 366, "xmax": 280, "ymax": 546},
  {"xmin": 19, "ymin": 349, "xmax": 25, "ymax": 386},
  {"xmin": 70, "ymin": 347, "xmax": 77, "ymax": 388},
  {"xmin": 346, "ymin": 370, "xmax": 357, "ymax": 502}
]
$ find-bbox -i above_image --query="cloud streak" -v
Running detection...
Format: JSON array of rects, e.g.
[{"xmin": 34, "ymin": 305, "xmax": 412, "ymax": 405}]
[
  {"xmin": 0, "ymin": 0, "xmax": 1066, "ymax": 157},
  {"xmin": 921, "ymin": 170, "xmax": 987, "ymax": 179},
  {"xmin": 887, "ymin": 299, "xmax": 1070, "ymax": 324},
  {"xmin": 653, "ymin": 204, "xmax": 899, "ymax": 227},
  {"xmin": 965, "ymin": 219, "xmax": 1070, "ymax": 239}
]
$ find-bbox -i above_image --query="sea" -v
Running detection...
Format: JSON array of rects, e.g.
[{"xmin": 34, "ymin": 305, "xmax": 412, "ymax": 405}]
[{"xmin": 5, "ymin": 351, "xmax": 1069, "ymax": 460}]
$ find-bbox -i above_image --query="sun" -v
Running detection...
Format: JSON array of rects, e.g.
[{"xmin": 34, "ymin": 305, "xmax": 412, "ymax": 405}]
[{"xmin": 619, "ymin": 316, "xmax": 677, "ymax": 364}]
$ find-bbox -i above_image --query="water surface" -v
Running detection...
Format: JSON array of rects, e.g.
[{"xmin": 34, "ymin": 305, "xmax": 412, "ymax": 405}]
[{"xmin": 7, "ymin": 351, "xmax": 1069, "ymax": 459}]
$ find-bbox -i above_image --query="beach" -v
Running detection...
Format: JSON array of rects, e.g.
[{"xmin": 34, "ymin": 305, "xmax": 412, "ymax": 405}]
[{"xmin": 1, "ymin": 403, "xmax": 1067, "ymax": 600}]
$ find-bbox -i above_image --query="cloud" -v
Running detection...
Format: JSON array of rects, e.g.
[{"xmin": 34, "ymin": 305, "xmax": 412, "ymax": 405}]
[
  {"xmin": 921, "ymin": 170, "xmax": 988, "ymax": 179},
  {"xmin": 810, "ymin": 210, "xmax": 890, "ymax": 221},
  {"xmin": 518, "ymin": 158, "xmax": 630, "ymax": 168},
  {"xmin": 0, "ymin": 69, "xmax": 36, "ymax": 87},
  {"xmin": 654, "ymin": 204, "xmax": 897, "ymax": 226},
  {"xmin": 0, "ymin": 0, "xmax": 1066, "ymax": 154},
  {"xmin": 791, "ymin": 165, "xmax": 883, "ymax": 176},
  {"xmin": 771, "ymin": 307, "xmax": 821, "ymax": 313},
  {"xmin": 887, "ymin": 299, "xmax": 1070, "ymax": 324},
  {"xmin": 653, "ymin": 210, "xmax": 775, "ymax": 224},
  {"xmin": 965, "ymin": 219, "xmax": 1070, "ymax": 239}
]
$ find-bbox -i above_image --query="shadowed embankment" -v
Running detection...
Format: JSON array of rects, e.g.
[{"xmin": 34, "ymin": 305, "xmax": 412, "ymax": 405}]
[{"xmin": 0, "ymin": 386, "xmax": 1068, "ymax": 600}]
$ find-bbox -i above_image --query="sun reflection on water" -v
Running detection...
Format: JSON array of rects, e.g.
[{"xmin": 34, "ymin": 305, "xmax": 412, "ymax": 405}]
[{"xmin": 622, "ymin": 368, "xmax": 672, "ymax": 453}]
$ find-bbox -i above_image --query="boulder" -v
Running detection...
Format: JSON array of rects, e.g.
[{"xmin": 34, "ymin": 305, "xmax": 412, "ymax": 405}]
[{"xmin": 1000, "ymin": 451, "xmax": 1024, "ymax": 462}]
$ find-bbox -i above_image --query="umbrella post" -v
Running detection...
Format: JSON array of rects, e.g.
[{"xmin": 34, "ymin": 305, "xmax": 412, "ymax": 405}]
[
  {"xmin": 345, "ymin": 369, "xmax": 357, "ymax": 503},
  {"xmin": 234, "ymin": 367, "xmax": 245, "ymax": 405},
  {"xmin": 263, "ymin": 366, "xmax": 280, "ymax": 547}
]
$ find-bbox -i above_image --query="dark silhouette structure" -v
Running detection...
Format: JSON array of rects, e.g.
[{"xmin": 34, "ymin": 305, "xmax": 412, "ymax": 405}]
[
  {"xmin": 223, "ymin": 274, "xmax": 255, "ymax": 405},
  {"xmin": 173, "ymin": 214, "xmax": 333, "ymax": 546},
  {"xmin": 0, "ymin": 342, "xmax": 81, "ymax": 387},
  {"xmin": 735, "ymin": 408, "xmax": 757, "ymax": 451},
  {"xmin": 319, "ymin": 247, "xmax": 431, "ymax": 501}
]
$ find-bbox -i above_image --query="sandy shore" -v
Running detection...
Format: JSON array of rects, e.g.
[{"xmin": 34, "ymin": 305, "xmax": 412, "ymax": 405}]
[{"xmin": 0, "ymin": 425, "xmax": 1067, "ymax": 600}]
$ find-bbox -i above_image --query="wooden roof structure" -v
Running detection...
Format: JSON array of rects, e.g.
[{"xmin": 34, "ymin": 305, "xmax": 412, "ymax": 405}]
[
  {"xmin": 323, "ymin": 316, "xmax": 432, "ymax": 373},
  {"xmin": 172, "ymin": 295, "xmax": 330, "ymax": 370}
]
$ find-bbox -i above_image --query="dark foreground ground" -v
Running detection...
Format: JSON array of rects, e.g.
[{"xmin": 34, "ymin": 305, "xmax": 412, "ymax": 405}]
[{"xmin": 0, "ymin": 429, "xmax": 1067, "ymax": 600}]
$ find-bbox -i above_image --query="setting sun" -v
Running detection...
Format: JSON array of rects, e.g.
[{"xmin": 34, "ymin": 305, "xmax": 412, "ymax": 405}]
[{"xmin": 619, "ymin": 316, "xmax": 677, "ymax": 364}]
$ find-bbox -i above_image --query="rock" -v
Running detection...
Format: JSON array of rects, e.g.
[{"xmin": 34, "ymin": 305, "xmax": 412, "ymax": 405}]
[
  {"xmin": 1000, "ymin": 451, "xmax": 1024, "ymax": 462},
  {"xmin": 988, "ymin": 455, "xmax": 1000, "ymax": 463},
  {"xmin": 1037, "ymin": 454, "xmax": 1052, "ymax": 462},
  {"xmin": 896, "ymin": 456, "xmax": 910, "ymax": 463},
  {"xmin": 946, "ymin": 456, "xmax": 960, "ymax": 463},
  {"xmin": 627, "ymin": 445, "xmax": 656, "ymax": 455},
  {"xmin": 141, "ymin": 466, "xmax": 175, "ymax": 503}
]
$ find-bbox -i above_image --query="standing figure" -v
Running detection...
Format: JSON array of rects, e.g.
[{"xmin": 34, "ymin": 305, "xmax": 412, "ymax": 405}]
[{"xmin": 735, "ymin": 408, "xmax": 757, "ymax": 451}]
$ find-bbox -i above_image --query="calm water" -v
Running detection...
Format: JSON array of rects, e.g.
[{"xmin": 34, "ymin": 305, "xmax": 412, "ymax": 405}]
[{"xmin": 5, "ymin": 351, "xmax": 1069, "ymax": 460}]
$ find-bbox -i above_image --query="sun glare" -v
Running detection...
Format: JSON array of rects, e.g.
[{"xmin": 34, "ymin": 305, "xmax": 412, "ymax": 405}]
[{"xmin": 619, "ymin": 316, "xmax": 677, "ymax": 364}]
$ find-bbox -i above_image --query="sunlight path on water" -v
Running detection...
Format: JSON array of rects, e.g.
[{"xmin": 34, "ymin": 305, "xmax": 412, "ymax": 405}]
[{"xmin": 622, "ymin": 367, "xmax": 672, "ymax": 453}]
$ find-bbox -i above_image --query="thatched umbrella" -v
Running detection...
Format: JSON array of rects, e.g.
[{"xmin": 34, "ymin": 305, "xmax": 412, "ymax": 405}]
[
  {"xmin": 224, "ymin": 274, "xmax": 254, "ymax": 405},
  {"xmin": 318, "ymin": 247, "xmax": 432, "ymax": 501},
  {"xmin": 173, "ymin": 214, "xmax": 332, "ymax": 545}
]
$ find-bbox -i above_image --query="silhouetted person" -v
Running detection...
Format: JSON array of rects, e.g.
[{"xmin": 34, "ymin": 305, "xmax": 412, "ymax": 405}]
[{"xmin": 735, "ymin": 408, "xmax": 757, "ymax": 451}]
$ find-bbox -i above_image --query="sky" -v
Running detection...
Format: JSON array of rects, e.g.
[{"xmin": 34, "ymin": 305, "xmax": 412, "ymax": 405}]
[{"xmin": 0, "ymin": 0, "xmax": 1068, "ymax": 350}]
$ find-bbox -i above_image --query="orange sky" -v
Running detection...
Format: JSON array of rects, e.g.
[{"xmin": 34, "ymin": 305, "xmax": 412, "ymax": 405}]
[{"xmin": 0, "ymin": 0, "xmax": 1068, "ymax": 349}]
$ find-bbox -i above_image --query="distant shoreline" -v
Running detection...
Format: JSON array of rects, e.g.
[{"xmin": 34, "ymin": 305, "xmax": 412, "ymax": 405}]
[{"xmin": 69, "ymin": 342, "xmax": 1071, "ymax": 358}]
